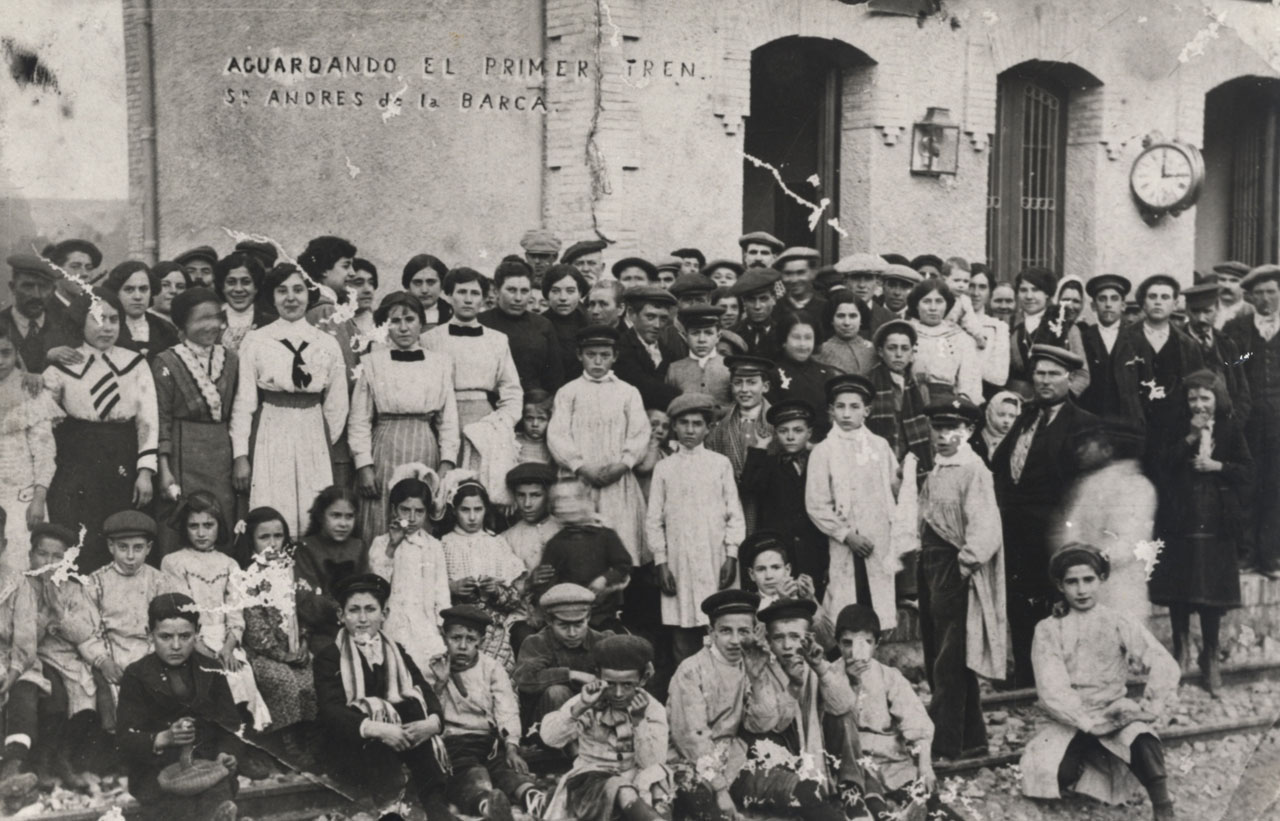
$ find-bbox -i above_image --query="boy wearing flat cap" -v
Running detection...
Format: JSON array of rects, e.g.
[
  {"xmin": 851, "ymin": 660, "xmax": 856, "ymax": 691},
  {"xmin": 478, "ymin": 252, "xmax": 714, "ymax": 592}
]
[
  {"xmin": 739, "ymin": 400, "xmax": 830, "ymax": 599},
  {"xmin": 434, "ymin": 605, "xmax": 544, "ymax": 819},
  {"xmin": 1020, "ymin": 545, "xmax": 1179, "ymax": 821},
  {"xmin": 916, "ymin": 398, "xmax": 1005, "ymax": 762},
  {"xmin": 668, "ymin": 590, "xmax": 844, "ymax": 821},
  {"xmin": 706, "ymin": 355, "xmax": 776, "ymax": 532},
  {"xmin": 728, "ymin": 269, "xmax": 783, "ymax": 361},
  {"xmin": 116, "ymin": 592, "xmax": 250, "ymax": 821},
  {"xmin": 665, "ymin": 305, "xmax": 732, "ymax": 418},
  {"xmin": 541, "ymin": 634, "xmax": 671, "ymax": 821},
  {"xmin": 647, "ymin": 394, "xmax": 745, "ymax": 665},
  {"xmin": 81, "ymin": 511, "xmax": 182, "ymax": 727},
  {"xmin": 513, "ymin": 583, "xmax": 613, "ymax": 725},
  {"xmin": 1077, "ymin": 274, "xmax": 1132, "ymax": 416},
  {"xmin": 1112, "ymin": 274, "xmax": 1207, "ymax": 465}
]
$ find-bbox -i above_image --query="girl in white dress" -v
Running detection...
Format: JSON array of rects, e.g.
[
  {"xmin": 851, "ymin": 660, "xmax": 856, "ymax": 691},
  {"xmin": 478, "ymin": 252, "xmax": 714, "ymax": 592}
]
[
  {"xmin": 365, "ymin": 464, "xmax": 452, "ymax": 673},
  {"xmin": 160, "ymin": 491, "xmax": 272, "ymax": 728},
  {"xmin": 230, "ymin": 264, "xmax": 349, "ymax": 538}
]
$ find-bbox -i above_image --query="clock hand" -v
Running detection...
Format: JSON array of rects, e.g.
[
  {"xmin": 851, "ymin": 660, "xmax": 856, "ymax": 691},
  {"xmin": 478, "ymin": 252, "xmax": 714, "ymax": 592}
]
[{"xmin": 1161, "ymin": 151, "xmax": 1168, "ymax": 178}]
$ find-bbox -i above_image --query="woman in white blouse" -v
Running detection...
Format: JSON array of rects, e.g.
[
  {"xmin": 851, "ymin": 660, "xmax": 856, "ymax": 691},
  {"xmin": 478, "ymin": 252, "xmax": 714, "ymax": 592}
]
[
  {"xmin": 907, "ymin": 279, "xmax": 982, "ymax": 401},
  {"xmin": 230, "ymin": 264, "xmax": 349, "ymax": 538},
  {"xmin": 43, "ymin": 287, "xmax": 159, "ymax": 571},
  {"xmin": 350, "ymin": 291, "xmax": 459, "ymax": 545}
]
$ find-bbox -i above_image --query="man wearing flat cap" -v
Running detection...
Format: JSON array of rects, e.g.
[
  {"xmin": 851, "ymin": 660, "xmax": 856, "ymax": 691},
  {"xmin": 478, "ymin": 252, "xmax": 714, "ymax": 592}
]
[
  {"xmin": 877, "ymin": 265, "xmax": 922, "ymax": 322},
  {"xmin": 562, "ymin": 240, "xmax": 607, "ymax": 286},
  {"xmin": 1, "ymin": 254, "xmax": 75, "ymax": 373},
  {"xmin": 613, "ymin": 286, "xmax": 680, "ymax": 407},
  {"xmin": 1183, "ymin": 282, "xmax": 1252, "ymax": 422},
  {"xmin": 774, "ymin": 247, "xmax": 830, "ymax": 340},
  {"xmin": 672, "ymin": 246, "xmax": 706, "ymax": 277},
  {"xmin": 836, "ymin": 253, "xmax": 897, "ymax": 339},
  {"xmin": 1112, "ymin": 274, "xmax": 1206, "ymax": 464},
  {"xmin": 520, "ymin": 229, "xmax": 562, "ymax": 285},
  {"xmin": 1211, "ymin": 260, "xmax": 1253, "ymax": 329},
  {"xmin": 174, "ymin": 246, "xmax": 217, "ymax": 289},
  {"xmin": 1225, "ymin": 264, "xmax": 1280, "ymax": 577},
  {"xmin": 739, "ymin": 231, "xmax": 783, "ymax": 270},
  {"xmin": 990, "ymin": 344, "xmax": 1099, "ymax": 687},
  {"xmin": 1077, "ymin": 274, "xmax": 1131, "ymax": 416},
  {"xmin": 512, "ymin": 583, "xmax": 613, "ymax": 725},
  {"xmin": 729, "ymin": 268, "xmax": 784, "ymax": 361}
]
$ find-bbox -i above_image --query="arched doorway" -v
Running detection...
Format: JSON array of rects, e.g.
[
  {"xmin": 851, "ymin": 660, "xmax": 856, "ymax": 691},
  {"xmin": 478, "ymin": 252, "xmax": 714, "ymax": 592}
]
[
  {"xmin": 1196, "ymin": 77, "xmax": 1280, "ymax": 269},
  {"xmin": 743, "ymin": 37, "xmax": 873, "ymax": 262},
  {"xmin": 986, "ymin": 61, "xmax": 1101, "ymax": 279}
]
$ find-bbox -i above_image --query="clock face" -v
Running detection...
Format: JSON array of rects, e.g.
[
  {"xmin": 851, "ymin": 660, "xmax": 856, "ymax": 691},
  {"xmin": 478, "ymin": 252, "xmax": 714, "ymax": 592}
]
[{"xmin": 1131, "ymin": 144, "xmax": 1196, "ymax": 210}]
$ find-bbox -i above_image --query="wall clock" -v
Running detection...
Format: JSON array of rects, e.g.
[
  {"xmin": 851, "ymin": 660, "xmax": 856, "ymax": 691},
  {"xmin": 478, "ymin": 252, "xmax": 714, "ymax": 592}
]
[{"xmin": 1130, "ymin": 138, "xmax": 1204, "ymax": 221}]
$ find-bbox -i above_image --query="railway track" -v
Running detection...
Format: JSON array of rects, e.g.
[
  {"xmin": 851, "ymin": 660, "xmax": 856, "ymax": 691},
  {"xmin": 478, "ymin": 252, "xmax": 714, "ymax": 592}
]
[{"xmin": 22, "ymin": 661, "xmax": 1280, "ymax": 820}]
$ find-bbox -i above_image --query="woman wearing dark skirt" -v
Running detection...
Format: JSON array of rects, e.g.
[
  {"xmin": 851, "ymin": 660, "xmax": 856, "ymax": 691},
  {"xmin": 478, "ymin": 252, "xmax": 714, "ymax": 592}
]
[
  {"xmin": 43, "ymin": 287, "xmax": 158, "ymax": 572},
  {"xmin": 152, "ymin": 287, "xmax": 239, "ymax": 556},
  {"xmin": 1149, "ymin": 369, "xmax": 1254, "ymax": 696}
]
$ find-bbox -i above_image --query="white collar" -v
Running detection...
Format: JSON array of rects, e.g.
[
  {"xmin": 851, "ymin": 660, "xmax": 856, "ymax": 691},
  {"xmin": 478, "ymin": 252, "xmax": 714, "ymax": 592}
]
[
  {"xmin": 829, "ymin": 425, "xmax": 869, "ymax": 442},
  {"xmin": 691, "ymin": 351, "xmax": 717, "ymax": 368},
  {"xmin": 1023, "ymin": 310, "xmax": 1044, "ymax": 333},
  {"xmin": 933, "ymin": 441, "xmax": 979, "ymax": 467}
]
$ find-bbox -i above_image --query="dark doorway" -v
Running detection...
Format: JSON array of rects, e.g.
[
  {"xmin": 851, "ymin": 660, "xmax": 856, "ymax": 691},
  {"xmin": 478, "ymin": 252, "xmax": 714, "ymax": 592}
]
[{"xmin": 744, "ymin": 38, "xmax": 858, "ymax": 263}]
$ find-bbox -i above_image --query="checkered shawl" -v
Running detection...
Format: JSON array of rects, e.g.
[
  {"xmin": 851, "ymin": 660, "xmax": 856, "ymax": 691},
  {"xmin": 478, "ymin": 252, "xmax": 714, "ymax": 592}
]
[{"xmin": 866, "ymin": 362, "xmax": 931, "ymax": 461}]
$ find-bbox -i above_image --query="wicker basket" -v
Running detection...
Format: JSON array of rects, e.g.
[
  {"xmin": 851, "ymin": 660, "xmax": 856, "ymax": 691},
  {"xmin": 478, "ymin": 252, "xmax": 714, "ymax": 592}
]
[{"xmin": 157, "ymin": 742, "xmax": 232, "ymax": 796}]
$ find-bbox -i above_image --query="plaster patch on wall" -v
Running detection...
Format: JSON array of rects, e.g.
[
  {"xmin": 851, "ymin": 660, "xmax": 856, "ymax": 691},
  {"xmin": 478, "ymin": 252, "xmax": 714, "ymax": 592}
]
[
  {"xmin": 599, "ymin": 0, "xmax": 623, "ymax": 49},
  {"xmin": 1177, "ymin": 9, "xmax": 1227, "ymax": 64},
  {"xmin": 344, "ymin": 154, "xmax": 361, "ymax": 178}
]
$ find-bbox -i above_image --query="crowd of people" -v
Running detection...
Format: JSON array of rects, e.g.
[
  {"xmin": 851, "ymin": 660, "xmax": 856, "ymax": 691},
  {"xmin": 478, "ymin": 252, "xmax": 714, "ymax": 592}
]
[{"xmin": 0, "ymin": 228, "xmax": 1276, "ymax": 821}]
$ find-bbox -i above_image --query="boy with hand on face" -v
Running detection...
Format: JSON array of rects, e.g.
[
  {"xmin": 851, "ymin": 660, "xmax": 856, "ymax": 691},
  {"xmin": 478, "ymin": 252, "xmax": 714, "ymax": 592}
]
[
  {"xmin": 648, "ymin": 394, "xmax": 745, "ymax": 664},
  {"xmin": 434, "ymin": 605, "xmax": 545, "ymax": 820},
  {"xmin": 741, "ymin": 533, "xmax": 835, "ymax": 649},
  {"xmin": 80, "ymin": 511, "xmax": 181, "ymax": 728},
  {"xmin": 1021, "ymin": 544, "xmax": 1179, "ymax": 821},
  {"xmin": 513, "ymin": 584, "xmax": 612, "ymax": 726},
  {"xmin": 115, "ymin": 592, "xmax": 249, "ymax": 821},
  {"xmin": 741, "ymin": 399, "xmax": 830, "ymax": 598},
  {"xmin": 540, "ymin": 635, "xmax": 671, "ymax": 821}
]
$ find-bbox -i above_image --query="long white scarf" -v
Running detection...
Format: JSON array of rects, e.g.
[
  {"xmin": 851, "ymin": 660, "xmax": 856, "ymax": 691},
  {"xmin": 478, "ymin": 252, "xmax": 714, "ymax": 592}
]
[
  {"xmin": 172, "ymin": 342, "xmax": 227, "ymax": 419},
  {"xmin": 336, "ymin": 627, "xmax": 428, "ymax": 725}
]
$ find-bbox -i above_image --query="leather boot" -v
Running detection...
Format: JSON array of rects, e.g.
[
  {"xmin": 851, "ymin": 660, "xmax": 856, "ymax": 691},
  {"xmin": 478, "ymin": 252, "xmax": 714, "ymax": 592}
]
[
  {"xmin": 0, "ymin": 747, "xmax": 36, "ymax": 798},
  {"xmin": 1171, "ymin": 626, "xmax": 1190, "ymax": 672},
  {"xmin": 480, "ymin": 789, "xmax": 514, "ymax": 821},
  {"xmin": 1153, "ymin": 800, "xmax": 1176, "ymax": 820},
  {"xmin": 31, "ymin": 740, "xmax": 55, "ymax": 791},
  {"xmin": 1200, "ymin": 650, "xmax": 1222, "ymax": 698}
]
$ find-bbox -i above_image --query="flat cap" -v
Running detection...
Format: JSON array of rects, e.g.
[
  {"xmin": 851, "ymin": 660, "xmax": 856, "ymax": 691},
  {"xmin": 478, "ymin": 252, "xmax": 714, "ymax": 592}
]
[
  {"xmin": 669, "ymin": 273, "xmax": 717, "ymax": 297},
  {"xmin": 505, "ymin": 461, "xmax": 558, "ymax": 489},
  {"xmin": 51, "ymin": 239, "xmax": 102, "ymax": 269},
  {"xmin": 727, "ymin": 268, "xmax": 781, "ymax": 297},
  {"xmin": 7, "ymin": 254, "xmax": 58, "ymax": 282},
  {"xmin": 667, "ymin": 392, "xmax": 717, "ymax": 421},
  {"xmin": 775, "ymin": 247, "xmax": 820, "ymax": 267},
  {"xmin": 561, "ymin": 239, "xmax": 607, "ymax": 265},
  {"xmin": 701, "ymin": 259, "xmax": 744, "ymax": 278},
  {"xmin": 910, "ymin": 254, "xmax": 944, "ymax": 272},
  {"xmin": 1015, "ymin": 266, "xmax": 1058, "ymax": 296},
  {"xmin": 333, "ymin": 572, "xmax": 392, "ymax": 604},
  {"xmin": 440, "ymin": 604, "xmax": 493, "ymax": 632},
  {"xmin": 881, "ymin": 264, "xmax": 923, "ymax": 287},
  {"xmin": 718, "ymin": 330, "xmax": 748, "ymax": 356},
  {"xmin": 621, "ymin": 284, "xmax": 676, "ymax": 307},
  {"xmin": 825, "ymin": 373, "xmax": 875, "ymax": 404},
  {"xmin": 1212, "ymin": 261, "xmax": 1250, "ymax": 280},
  {"xmin": 672, "ymin": 247, "xmax": 706, "ymax": 265},
  {"xmin": 655, "ymin": 255, "xmax": 683, "ymax": 274},
  {"xmin": 758, "ymin": 597, "xmax": 818, "ymax": 625},
  {"xmin": 539, "ymin": 583, "xmax": 596, "ymax": 618},
  {"xmin": 834, "ymin": 253, "xmax": 888, "ymax": 275},
  {"xmin": 1135, "ymin": 274, "xmax": 1181, "ymax": 302},
  {"xmin": 1029, "ymin": 343, "xmax": 1084, "ymax": 371},
  {"xmin": 1242, "ymin": 264, "xmax": 1280, "ymax": 292},
  {"xmin": 174, "ymin": 245, "xmax": 218, "ymax": 267},
  {"xmin": 1085, "ymin": 274, "xmax": 1131, "ymax": 299},
  {"xmin": 103, "ymin": 510, "xmax": 157, "ymax": 540},
  {"xmin": 520, "ymin": 229, "xmax": 562, "ymax": 254},
  {"xmin": 1182, "ymin": 282, "xmax": 1222, "ymax": 309},
  {"xmin": 875, "ymin": 317, "xmax": 916, "ymax": 345},
  {"xmin": 765, "ymin": 398, "xmax": 815, "ymax": 427},
  {"xmin": 923, "ymin": 396, "xmax": 982, "ymax": 426},
  {"xmin": 575, "ymin": 323, "xmax": 621, "ymax": 347},
  {"xmin": 738, "ymin": 231, "xmax": 784, "ymax": 252},
  {"xmin": 593, "ymin": 634, "xmax": 654, "ymax": 673},
  {"xmin": 678, "ymin": 304, "xmax": 725, "ymax": 328},
  {"xmin": 29, "ymin": 522, "xmax": 78, "ymax": 547},
  {"xmin": 701, "ymin": 589, "xmax": 760, "ymax": 620},
  {"xmin": 611, "ymin": 257, "xmax": 659, "ymax": 282},
  {"xmin": 723, "ymin": 355, "xmax": 775, "ymax": 378}
]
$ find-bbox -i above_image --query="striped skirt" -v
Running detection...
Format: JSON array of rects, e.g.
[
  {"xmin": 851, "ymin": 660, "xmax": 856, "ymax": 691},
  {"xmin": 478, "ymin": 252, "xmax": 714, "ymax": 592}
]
[{"xmin": 358, "ymin": 414, "xmax": 439, "ymax": 545}]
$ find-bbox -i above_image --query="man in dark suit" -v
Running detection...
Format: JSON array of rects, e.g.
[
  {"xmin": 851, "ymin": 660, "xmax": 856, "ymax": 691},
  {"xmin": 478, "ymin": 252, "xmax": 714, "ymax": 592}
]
[
  {"xmin": 1183, "ymin": 281, "xmax": 1252, "ymax": 424},
  {"xmin": 0, "ymin": 255, "xmax": 74, "ymax": 373},
  {"xmin": 613, "ymin": 285, "xmax": 678, "ymax": 408},
  {"xmin": 833, "ymin": 253, "xmax": 897, "ymax": 340},
  {"xmin": 115, "ymin": 593, "xmax": 255, "ymax": 821},
  {"xmin": 1076, "ymin": 273, "xmax": 1129, "ymax": 416},
  {"xmin": 728, "ymin": 268, "xmax": 783, "ymax": 360},
  {"xmin": 991, "ymin": 345, "xmax": 1099, "ymax": 687}
]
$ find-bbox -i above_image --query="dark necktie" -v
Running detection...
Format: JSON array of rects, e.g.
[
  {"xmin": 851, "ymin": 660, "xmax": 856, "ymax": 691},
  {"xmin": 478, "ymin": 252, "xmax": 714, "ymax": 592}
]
[
  {"xmin": 89, "ymin": 360, "xmax": 120, "ymax": 420},
  {"xmin": 390, "ymin": 349, "xmax": 426, "ymax": 362},
  {"xmin": 448, "ymin": 325, "xmax": 483, "ymax": 337},
  {"xmin": 280, "ymin": 339, "xmax": 311, "ymax": 389}
]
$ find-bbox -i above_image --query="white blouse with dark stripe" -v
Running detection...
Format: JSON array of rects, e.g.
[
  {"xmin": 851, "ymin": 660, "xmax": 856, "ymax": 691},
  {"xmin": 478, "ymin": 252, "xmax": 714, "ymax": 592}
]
[{"xmin": 42, "ymin": 344, "xmax": 159, "ymax": 472}]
